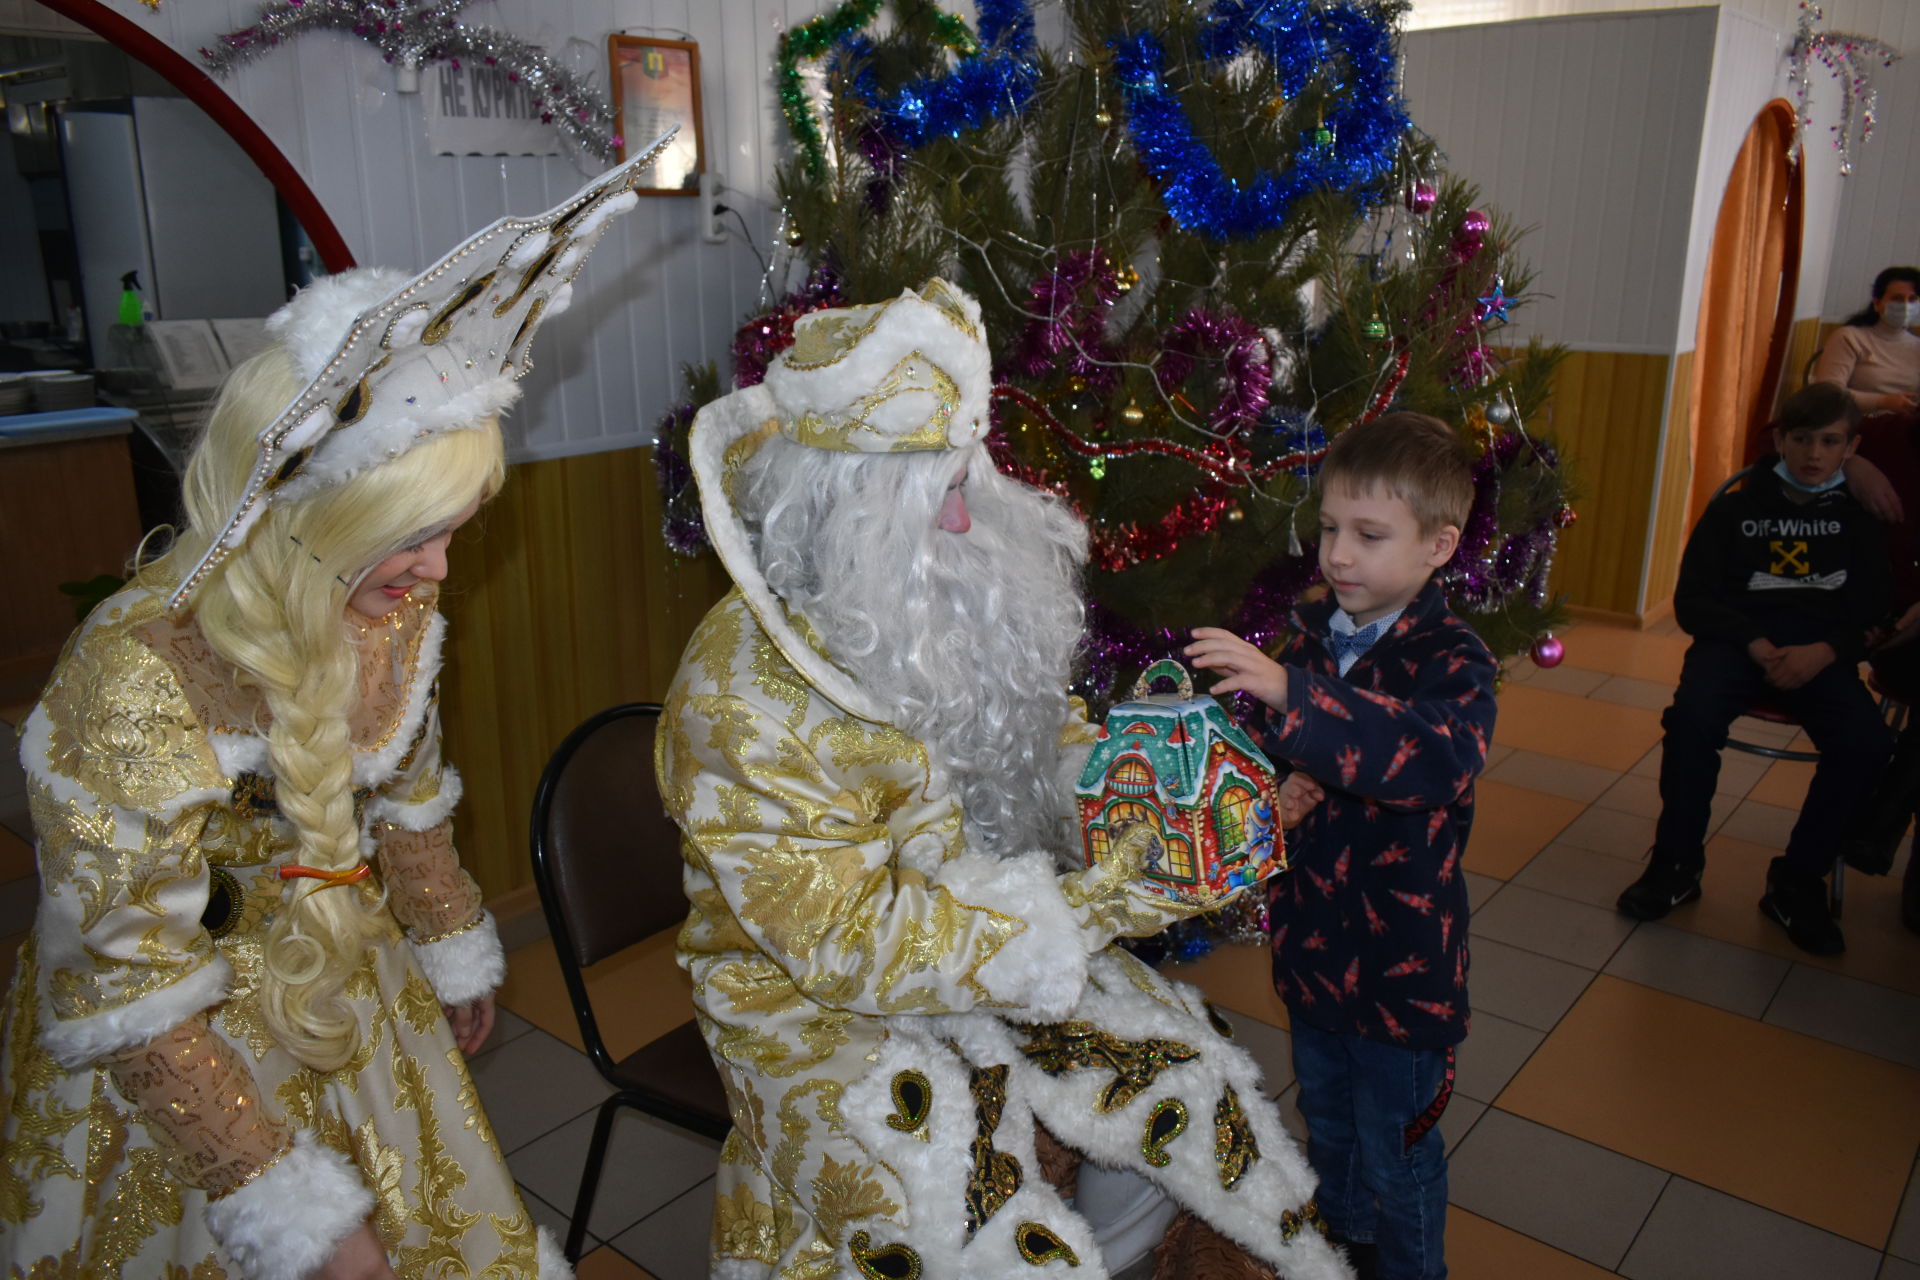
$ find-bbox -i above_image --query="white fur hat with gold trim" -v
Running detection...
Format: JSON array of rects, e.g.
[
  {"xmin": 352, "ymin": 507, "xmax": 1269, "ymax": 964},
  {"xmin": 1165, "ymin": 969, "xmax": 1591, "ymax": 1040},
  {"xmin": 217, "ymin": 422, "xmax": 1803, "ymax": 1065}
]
[{"xmin": 759, "ymin": 278, "xmax": 990, "ymax": 454}]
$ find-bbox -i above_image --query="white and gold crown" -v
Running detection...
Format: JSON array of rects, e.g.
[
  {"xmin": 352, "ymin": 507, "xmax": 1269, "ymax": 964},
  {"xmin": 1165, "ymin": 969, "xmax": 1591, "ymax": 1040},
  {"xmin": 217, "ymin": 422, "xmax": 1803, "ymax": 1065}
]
[
  {"xmin": 760, "ymin": 278, "xmax": 991, "ymax": 453},
  {"xmin": 168, "ymin": 130, "xmax": 677, "ymax": 609}
]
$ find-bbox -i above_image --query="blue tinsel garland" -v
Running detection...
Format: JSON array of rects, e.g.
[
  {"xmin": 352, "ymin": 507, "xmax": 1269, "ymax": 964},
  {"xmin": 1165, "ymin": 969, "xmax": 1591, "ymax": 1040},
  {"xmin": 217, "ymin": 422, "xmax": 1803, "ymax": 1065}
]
[
  {"xmin": 1110, "ymin": 0, "xmax": 1409, "ymax": 240},
  {"xmin": 838, "ymin": 0, "xmax": 1039, "ymax": 149}
]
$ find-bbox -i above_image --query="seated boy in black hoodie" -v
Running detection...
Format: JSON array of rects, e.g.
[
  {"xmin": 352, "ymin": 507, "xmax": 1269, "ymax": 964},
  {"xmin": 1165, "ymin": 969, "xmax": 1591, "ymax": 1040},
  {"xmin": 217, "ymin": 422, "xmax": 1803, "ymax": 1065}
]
[{"xmin": 1617, "ymin": 381, "xmax": 1893, "ymax": 954}]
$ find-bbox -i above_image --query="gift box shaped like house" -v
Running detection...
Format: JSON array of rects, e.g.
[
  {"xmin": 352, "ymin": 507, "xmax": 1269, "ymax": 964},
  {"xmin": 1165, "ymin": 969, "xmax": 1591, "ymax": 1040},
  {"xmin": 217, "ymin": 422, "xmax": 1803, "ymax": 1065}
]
[{"xmin": 1076, "ymin": 659, "xmax": 1287, "ymax": 906}]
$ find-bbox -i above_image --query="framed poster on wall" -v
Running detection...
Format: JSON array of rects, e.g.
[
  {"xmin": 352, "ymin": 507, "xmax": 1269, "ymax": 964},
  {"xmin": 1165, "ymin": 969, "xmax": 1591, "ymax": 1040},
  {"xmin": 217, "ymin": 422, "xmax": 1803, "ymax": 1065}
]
[{"xmin": 609, "ymin": 36, "xmax": 703, "ymax": 193}]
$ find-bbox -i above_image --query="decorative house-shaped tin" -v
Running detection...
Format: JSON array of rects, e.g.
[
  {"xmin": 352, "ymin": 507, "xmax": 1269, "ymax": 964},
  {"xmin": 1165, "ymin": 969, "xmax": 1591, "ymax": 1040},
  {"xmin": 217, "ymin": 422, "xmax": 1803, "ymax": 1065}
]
[{"xmin": 1076, "ymin": 659, "xmax": 1287, "ymax": 907}]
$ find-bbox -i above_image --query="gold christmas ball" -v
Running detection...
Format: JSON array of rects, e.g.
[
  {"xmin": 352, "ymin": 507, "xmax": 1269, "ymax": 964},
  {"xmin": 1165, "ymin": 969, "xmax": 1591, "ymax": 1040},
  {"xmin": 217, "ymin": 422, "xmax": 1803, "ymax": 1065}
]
[
  {"xmin": 1093, "ymin": 108, "xmax": 1113, "ymax": 127},
  {"xmin": 1120, "ymin": 400, "xmax": 1146, "ymax": 426},
  {"xmin": 1226, "ymin": 504, "xmax": 1245, "ymax": 524},
  {"xmin": 1263, "ymin": 95, "xmax": 1287, "ymax": 119},
  {"xmin": 1066, "ymin": 375, "xmax": 1088, "ymax": 393},
  {"xmin": 784, "ymin": 224, "xmax": 805, "ymax": 246},
  {"xmin": 1116, "ymin": 265, "xmax": 1139, "ymax": 293}
]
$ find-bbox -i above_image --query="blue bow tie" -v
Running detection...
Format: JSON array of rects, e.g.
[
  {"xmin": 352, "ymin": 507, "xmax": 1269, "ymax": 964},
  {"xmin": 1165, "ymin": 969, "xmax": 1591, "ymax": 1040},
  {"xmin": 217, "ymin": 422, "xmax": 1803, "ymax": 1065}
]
[{"xmin": 1328, "ymin": 618, "xmax": 1388, "ymax": 667}]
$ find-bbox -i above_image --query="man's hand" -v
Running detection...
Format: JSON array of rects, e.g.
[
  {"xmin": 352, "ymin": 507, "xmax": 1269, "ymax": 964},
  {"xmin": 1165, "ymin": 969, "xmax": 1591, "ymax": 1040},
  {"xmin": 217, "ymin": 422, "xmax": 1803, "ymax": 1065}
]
[
  {"xmin": 443, "ymin": 994, "xmax": 496, "ymax": 1057},
  {"xmin": 1843, "ymin": 454, "xmax": 1904, "ymax": 522},
  {"xmin": 1277, "ymin": 773, "xmax": 1324, "ymax": 829},
  {"xmin": 1764, "ymin": 642, "xmax": 1836, "ymax": 691},
  {"xmin": 1186, "ymin": 628, "xmax": 1289, "ymax": 710},
  {"xmin": 312, "ymin": 1222, "xmax": 398, "ymax": 1280}
]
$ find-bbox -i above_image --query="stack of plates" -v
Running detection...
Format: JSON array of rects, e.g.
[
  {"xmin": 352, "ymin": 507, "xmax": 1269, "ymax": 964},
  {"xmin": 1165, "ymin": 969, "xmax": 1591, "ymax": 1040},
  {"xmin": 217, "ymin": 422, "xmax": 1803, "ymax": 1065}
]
[
  {"xmin": 28, "ymin": 372, "xmax": 95, "ymax": 411},
  {"xmin": 0, "ymin": 378, "xmax": 28, "ymax": 415}
]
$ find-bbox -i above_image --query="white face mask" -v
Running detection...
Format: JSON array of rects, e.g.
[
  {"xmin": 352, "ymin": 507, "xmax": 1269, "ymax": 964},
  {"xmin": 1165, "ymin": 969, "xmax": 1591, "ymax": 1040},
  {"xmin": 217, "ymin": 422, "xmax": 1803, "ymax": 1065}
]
[{"xmin": 1883, "ymin": 298, "xmax": 1920, "ymax": 329}]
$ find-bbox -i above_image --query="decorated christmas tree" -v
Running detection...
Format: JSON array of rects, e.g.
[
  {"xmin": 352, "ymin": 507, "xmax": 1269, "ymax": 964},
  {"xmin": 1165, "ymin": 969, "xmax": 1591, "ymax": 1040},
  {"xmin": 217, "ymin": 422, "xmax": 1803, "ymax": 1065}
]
[{"xmin": 655, "ymin": 0, "xmax": 1575, "ymax": 707}]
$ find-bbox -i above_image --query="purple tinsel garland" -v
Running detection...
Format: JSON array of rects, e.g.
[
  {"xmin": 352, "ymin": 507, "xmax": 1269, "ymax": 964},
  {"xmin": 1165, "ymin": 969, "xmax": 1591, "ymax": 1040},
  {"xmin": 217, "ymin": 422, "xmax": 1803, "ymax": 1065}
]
[
  {"xmin": 1157, "ymin": 310, "xmax": 1271, "ymax": 432},
  {"xmin": 1006, "ymin": 251, "xmax": 1123, "ymax": 387}
]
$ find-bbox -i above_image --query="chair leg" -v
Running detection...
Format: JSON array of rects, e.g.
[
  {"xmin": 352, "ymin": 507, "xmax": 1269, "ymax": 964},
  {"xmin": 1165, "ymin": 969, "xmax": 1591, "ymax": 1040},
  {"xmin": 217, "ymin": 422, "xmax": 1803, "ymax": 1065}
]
[{"xmin": 566, "ymin": 1094, "xmax": 627, "ymax": 1262}]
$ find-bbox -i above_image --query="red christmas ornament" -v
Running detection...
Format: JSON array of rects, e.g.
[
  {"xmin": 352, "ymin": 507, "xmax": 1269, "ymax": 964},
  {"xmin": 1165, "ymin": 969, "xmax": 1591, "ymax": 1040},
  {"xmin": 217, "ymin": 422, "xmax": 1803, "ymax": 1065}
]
[
  {"xmin": 1530, "ymin": 634, "xmax": 1565, "ymax": 668},
  {"xmin": 1553, "ymin": 504, "xmax": 1577, "ymax": 528},
  {"xmin": 1405, "ymin": 181, "xmax": 1438, "ymax": 214}
]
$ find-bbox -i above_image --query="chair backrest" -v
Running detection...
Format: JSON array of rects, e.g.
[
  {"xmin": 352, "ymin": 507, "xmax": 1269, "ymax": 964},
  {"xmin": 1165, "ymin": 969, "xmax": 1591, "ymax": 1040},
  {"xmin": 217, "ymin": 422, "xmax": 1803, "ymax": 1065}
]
[
  {"xmin": 1709, "ymin": 465, "xmax": 1754, "ymax": 504},
  {"xmin": 530, "ymin": 701, "xmax": 686, "ymax": 974}
]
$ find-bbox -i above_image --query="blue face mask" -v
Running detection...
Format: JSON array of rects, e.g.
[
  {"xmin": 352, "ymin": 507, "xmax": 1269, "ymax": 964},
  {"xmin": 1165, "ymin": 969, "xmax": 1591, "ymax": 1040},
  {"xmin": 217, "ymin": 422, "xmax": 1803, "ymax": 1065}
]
[{"xmin": 1773, "ymin": 457, "xmax": 1847, "ymax": 494}]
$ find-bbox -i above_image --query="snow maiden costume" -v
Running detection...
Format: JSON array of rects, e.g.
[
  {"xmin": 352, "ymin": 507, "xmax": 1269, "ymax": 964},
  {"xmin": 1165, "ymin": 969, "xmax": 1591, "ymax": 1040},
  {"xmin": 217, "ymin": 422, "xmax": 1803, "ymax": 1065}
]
[
  {"xmin": 0, "ymin": 135, "xmax": 672, "ymax": 1280},
  {"xmin": 658, "ymin": 281, "xmax": 1349, "ymax": 1279}
]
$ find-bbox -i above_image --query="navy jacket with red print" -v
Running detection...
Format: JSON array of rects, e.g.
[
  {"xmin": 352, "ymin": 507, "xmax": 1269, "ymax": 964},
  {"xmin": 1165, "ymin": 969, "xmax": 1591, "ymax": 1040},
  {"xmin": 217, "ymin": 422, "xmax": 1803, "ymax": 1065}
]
[{"xmin": 1245, "ymin": 578, "xmax": 1499, "ymax": 1051}]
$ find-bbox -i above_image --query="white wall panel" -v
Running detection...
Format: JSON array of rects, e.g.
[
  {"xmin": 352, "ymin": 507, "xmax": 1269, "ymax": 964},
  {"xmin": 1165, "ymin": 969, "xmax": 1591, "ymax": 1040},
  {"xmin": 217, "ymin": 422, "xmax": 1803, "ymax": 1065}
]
[
  {"xmin": 0, "ymin": 1, "xmax": 88, "ymax": 37},
  {"xmin": 1403, "ymin": 0, "xmax": 1920, "ymax": 322},
  {"xmin": 1403, "ymin": 9, "xmax": 1717, "ymax": 351},
  {"xmin": 77, "ymin": 0, "xmax": 810, "ymax": 464}
]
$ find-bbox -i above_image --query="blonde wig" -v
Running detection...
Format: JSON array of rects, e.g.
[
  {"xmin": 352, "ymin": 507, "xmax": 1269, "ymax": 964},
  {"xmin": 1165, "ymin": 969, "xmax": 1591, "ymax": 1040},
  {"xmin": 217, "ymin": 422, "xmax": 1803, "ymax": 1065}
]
[{"xmin": 151, "ymin": 346, "xmax": 505, "ymax": 1071}]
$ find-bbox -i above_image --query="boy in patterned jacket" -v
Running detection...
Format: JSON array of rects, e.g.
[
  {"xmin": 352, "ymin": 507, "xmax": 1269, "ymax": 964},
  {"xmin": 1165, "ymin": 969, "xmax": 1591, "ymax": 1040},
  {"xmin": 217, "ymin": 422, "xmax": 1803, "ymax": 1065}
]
[{"xmin": 1188, "ymin": 412, "xmax": 1498, "ymax": 1280}]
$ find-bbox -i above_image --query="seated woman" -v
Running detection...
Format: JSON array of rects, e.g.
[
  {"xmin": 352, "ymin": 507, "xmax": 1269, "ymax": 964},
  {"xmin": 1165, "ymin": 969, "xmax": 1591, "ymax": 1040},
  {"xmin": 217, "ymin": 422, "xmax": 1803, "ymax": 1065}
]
[{"xmin": 1814, "ymin": 265, "xmax": 1920, "ymax": 415}]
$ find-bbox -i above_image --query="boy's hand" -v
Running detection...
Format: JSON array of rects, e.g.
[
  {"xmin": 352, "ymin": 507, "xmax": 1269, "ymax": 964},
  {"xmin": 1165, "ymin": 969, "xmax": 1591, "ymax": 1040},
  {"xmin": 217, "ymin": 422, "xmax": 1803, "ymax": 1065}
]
[
  {"xmin": 1186, "ymin": 628, "xmax": 1289, "ymax": 710},
  {"xmin": 1876, "ymin": 602, "xmax": 1920, "ymax": 653},
  {"xmin": 1765, "ymin": 642, "xmax": 1835, "ymax": 690},
  {"xmin": 1277, "ymin": 772, "xmax": 1324, "ymax": 829},
  {"xmin": 1747, "ymin": 637, "xmax": 1785, "ymax": 680}
]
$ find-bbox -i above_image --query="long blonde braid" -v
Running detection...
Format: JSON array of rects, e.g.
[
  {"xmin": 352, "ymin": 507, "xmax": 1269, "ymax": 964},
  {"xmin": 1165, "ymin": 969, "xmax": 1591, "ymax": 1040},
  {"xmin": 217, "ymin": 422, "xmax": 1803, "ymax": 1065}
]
[{"xmin": 157, "ymin": 348, "xmax": 504, "ymax": 1070}]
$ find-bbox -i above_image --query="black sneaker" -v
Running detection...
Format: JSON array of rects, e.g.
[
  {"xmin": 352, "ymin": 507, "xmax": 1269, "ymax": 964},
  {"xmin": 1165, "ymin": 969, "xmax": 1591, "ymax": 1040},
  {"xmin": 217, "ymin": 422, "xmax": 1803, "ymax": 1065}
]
[
  {"xmin": 1759, "ymin": 860, "xmax": 1845, "ymax": 956},
  {"xmin": 1616, "ymin": 856, "xmax": 1702, "ymax": 921}
]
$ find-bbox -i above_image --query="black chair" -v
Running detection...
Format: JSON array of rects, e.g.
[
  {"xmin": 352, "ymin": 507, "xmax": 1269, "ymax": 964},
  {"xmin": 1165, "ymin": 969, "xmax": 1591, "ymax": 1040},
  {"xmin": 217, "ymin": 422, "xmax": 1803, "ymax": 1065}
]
[{"xmin": 529, "ymin": 702, "xmax": 731, "ymax": 1262}]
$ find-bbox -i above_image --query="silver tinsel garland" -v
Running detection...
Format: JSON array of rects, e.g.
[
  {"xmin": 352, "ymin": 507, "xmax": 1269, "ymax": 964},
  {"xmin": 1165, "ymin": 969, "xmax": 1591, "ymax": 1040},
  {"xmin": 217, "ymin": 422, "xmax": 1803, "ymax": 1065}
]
[
  {"xmin": 1786, "ymin": 1, "xmax": 1901, "ymax": 177},
  {"xmin": 201, "ymin": 1, "xmax": 622, "ymax": 162}
]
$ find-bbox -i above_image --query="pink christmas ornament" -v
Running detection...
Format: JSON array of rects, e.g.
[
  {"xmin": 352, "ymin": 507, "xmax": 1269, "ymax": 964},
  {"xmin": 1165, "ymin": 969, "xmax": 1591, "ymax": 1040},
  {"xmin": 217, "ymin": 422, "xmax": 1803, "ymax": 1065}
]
[
  {"xmin": 1405, "ymin": 181, "xmax": 1437, "ymax": 214},
  {"xmin": 1530, "ymin": 634, "xmax": 1565, "ymax": 668}
]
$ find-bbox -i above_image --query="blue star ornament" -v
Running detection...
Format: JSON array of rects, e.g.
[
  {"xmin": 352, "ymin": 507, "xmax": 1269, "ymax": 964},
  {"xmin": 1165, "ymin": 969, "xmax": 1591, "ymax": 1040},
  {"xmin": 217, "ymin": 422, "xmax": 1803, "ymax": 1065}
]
[{"xmin": 1475, "ymin": 280, "xmax": 1516, "ymax": 327}]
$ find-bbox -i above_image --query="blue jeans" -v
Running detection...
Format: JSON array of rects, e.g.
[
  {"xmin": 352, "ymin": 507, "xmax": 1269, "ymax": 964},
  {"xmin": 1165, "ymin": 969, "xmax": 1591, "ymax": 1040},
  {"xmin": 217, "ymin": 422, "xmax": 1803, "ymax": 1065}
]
[{"xmin": 1291, "ymin": 1021, "xmax": 1451, "ymax": 1280}]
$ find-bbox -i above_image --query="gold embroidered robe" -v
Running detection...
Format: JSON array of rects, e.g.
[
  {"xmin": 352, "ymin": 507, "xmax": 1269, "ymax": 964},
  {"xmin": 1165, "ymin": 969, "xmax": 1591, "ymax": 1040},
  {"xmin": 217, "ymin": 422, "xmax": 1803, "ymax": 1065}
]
[
  {"xmin": 0, "ymin": 582, "xmax": 555, "ymax": 1279},
  {"xmin": 658, "ymin": 591, "xmax": 1347, "ymax": 1280}
]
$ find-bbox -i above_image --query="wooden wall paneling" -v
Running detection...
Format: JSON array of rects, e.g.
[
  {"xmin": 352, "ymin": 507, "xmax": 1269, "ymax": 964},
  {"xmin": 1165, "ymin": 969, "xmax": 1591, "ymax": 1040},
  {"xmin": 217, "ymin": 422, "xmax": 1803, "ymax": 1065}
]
[
  {"xmin": 439, "ymin": 447, "xmax": 732, "ymax": 898},
  {"xmin": 1541, "ymin": 349, "xmax": 1671, "ymax": 615},
  {"xmin": 1643, "ymin": 348, "xmax": 1697, "ymax": 612}
]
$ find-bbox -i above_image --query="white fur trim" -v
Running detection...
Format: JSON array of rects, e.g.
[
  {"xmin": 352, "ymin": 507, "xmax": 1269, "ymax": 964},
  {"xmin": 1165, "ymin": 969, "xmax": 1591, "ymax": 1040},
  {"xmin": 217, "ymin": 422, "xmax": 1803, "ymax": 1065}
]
[
  {"xmin": 939, "ymin": 953, "xmax": 1352, "ymax": 1279},
  {"xmin": 535, "ymin": 1225, "xmax": 575, "ymax": 1279},
  {"xmin": 40, "ymin": 953, "xmax": 232, "ymax": 1070},
  {"xmin": 280, "ymin": 403, "xmax": 336, "ymax": 454},
  {"xmin": 504, "ymin": 230, "xmax": 552, "ymax": 269},
  {"xmin": 544, "ymin": 281, "xmax": 574, "ymax": 319},
  {"xmin": 931, "ymin": 852, "xmax": 1088, "ymax": 1019},
  {"xmin": 762, "ymin": 282, "xmax": 990, "ymax": 452},
  {"xmin": 273, "ymin": 376, "xmax": 519, "ymax": 504},
  {"xmin": 573, "ymin": 190, "xmax": 637, "ymax": 239},
  {"xmin": 204, "ymin": 1129, "xmax": 375, "ymax": 1280},
  {"xmin": 366, "ymin": 764, "xmax": 463, "ymax": 831},
  {"xmin": 267, "ymin": 269, "xmax": 413, "ymax": 381},
  {"xmin": 689, "ymin": 387, "xmax": 887, "ymax": 722},
  {"xmin": 409, "ymin": 910, "xmax": 504, "ymax": 1008}
]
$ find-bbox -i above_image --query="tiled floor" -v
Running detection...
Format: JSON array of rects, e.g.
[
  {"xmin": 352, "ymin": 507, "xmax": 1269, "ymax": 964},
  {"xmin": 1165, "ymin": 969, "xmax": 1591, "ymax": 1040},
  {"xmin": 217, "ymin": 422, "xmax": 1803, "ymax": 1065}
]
[{"xmin": 3, "ymin": 617, "xmax": 1920, "ymax": 1278}]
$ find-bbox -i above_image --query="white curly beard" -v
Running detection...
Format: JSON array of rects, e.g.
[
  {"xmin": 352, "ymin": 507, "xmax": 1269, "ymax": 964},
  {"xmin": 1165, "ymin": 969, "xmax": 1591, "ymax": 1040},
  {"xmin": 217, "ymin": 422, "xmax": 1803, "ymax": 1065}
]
[{"xmin": 743, "ymin": 440, "xmax": 1090, "ymax": 860}]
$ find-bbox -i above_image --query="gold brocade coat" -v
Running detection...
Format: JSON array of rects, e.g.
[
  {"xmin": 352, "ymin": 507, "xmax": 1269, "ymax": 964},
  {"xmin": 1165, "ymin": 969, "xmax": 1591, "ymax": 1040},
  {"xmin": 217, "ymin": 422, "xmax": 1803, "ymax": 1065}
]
[
  {"xmin": 657, "ymin": 591, "xmax": 1346, "ymax": 1280},
  {"xmin": 0, "ymin": 582, "xmax": 554, "ymax": 1279}
]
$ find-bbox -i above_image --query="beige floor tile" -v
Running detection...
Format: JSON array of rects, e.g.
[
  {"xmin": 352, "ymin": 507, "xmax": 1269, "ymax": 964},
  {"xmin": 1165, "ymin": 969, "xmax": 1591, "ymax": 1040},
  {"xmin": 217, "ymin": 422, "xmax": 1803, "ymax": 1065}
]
[
  {"xmin": 1730, "ymin": 714, "xmax": 1804, "ymax": 749},
  {"xmin": 1554, "ymin": 806, "xmax": 1656, "ymax": 860},
  {"xmin": 497, "ymin": 931, "xmax": 695, "ymax": 1060},
  {"xmin": 1471, "ymin": 884, "xmax": 1636, "ymax": 969},
  {"xmin": 1717, "ymin": 798, "xmax": 1797, "ymax": 850},
  {"xmin": 1164, "ymin": 941, "xmax": 1289, "ymax": 1028},
  {"xmin": 1602, "ymin": 922, "xmax": 1791, "ymax": 1020},
  {"xmin": 1497, "ymin": 975, "xmax": 1920, "ymax": 1246},
  {"xmin": 1748, "ymin": 757, "xmax": 1816, "ymax": 809},
  {"xmin": 1593, "ymin": 774, "xmax": 1740, "ymax": 832},
  {"xmin": 1620, "ymin": 1178, "xmax": 1883, "ymax": 1280},
  {"xmin": 1661, "ymin": 833, "xmax": 1920, "ymax": 998},
  {"xmin": 1589, "ymin": 674, "xmax": 1678, "ymax": 711},
  {"xmin": 1495, "ymin": 685, "xmax": 1664, "ymax": 771},
  {"xmin": 1466, "ymin": 936, "xmax": 1595, "ymax": 1031},
  {"xmin": 0, "ymin": 826, "xmax": 32, "ymax": 885},
  {"xmin": 1763, "ymin": 964, "xmax": 1920, "ymax": 1069},
  {"xmin": 1626, "ymin": 743, "xmax": 1773, "ymax": 797},
  {"xmin": 1445, "ymin": 1207, "xmax": 1620, "ymax": 1279},
  {"xmin": 1558, "ymin": 625, "xmax": 1690, "ymax": 684},
  {"xmin": 1512, "ymin": 842, "xmax": 1648, "ymax": 907},
  {"xmin": 1522, "ymin": 663, "xmax": 1610, "ymax": 698},
  {"xmin": 1482, "ymin": 742, "xmax": 1516, "ymax": 771},
  {"xmin": 1467, "ymin": 781, "xmax": 1586, "ymax": 880},
  {"xmin": 1484, "ymin": 750, "xmax": 1622, "ymax": 804},
  {"xmin": 611, "ymin": 1178, "xmax": 716, "ymax": 1280}
]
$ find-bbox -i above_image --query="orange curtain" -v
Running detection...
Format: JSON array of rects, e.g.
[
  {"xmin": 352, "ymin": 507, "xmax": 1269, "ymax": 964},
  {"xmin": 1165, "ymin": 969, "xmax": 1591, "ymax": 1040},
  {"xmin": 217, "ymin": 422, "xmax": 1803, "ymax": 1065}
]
[{"xmin": 1687, "ymin": 101, "xmax": 1803, "ymax": 526}]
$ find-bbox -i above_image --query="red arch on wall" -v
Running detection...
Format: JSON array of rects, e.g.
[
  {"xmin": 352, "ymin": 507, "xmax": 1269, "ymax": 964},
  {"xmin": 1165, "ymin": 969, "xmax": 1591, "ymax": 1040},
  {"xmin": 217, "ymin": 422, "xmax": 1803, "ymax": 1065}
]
[{"xmin": 39, "ymin": 0, "xmax": 357, "ymax": 274}]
